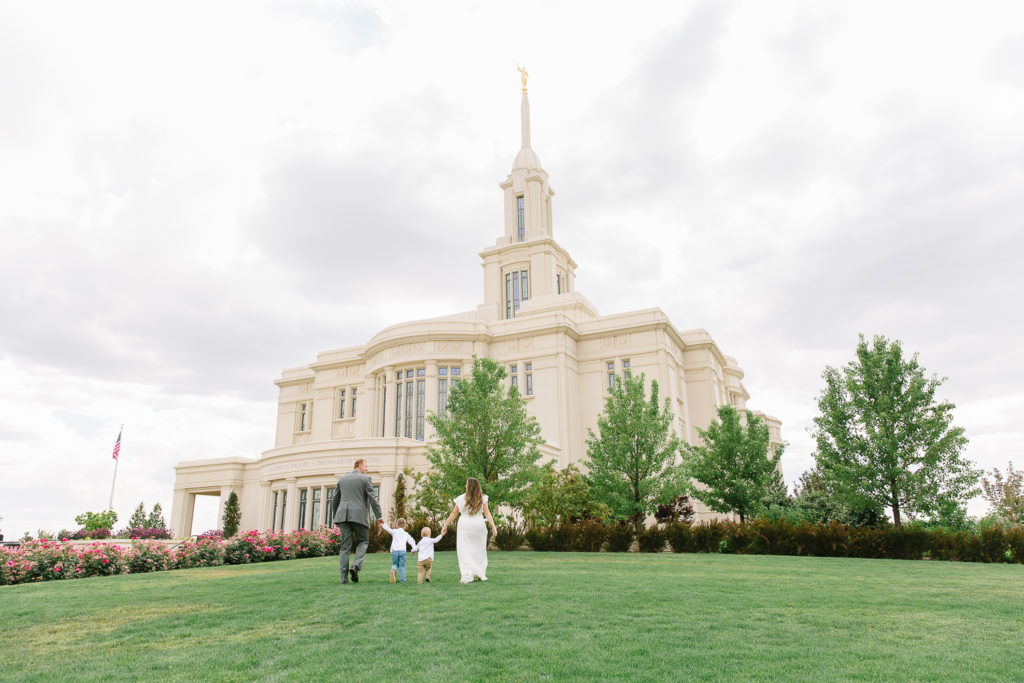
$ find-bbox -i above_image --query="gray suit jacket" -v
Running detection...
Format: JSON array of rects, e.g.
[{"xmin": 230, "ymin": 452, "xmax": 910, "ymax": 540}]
[{"xmin": 332, "ymin": 470, "xmax": 382, "ymax": 527}]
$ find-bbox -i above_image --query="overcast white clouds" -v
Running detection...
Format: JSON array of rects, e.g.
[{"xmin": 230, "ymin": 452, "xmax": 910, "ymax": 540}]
[{"xmin": 2, "ymin": 1, "xmax": 1022, "ymax": 538}]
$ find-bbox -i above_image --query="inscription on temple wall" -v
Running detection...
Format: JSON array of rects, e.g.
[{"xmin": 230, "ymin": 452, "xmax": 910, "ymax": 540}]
[
  {"xmin": 504, "ymin": 337, "xmax": 534, "ymax": 353},
  {"xmin": 436, "ymin": 340, "xmax": 467, "ymax": 353},
  {"xmin": 268, "ymin": 456, "xmax": 383, "ymax": 474}
]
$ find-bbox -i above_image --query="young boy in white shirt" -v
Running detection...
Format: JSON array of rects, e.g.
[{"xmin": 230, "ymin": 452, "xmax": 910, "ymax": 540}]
[
  {"xmin": 379, "ymin": 518, "xmax": 416, "ymax": 583},
  {"xmin": 412, "ymin": 526, "xmax": 445, "ymax": 584}
]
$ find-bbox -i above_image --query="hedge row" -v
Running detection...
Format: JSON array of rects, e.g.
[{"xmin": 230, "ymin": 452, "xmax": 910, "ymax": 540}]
[
  {"xmin": 1, "ymin": 520, "xmax": 460, "ymax": 587},
  {"xmin": 523, "ymin": 519, "xmax": 1024, "ymax": 563}
]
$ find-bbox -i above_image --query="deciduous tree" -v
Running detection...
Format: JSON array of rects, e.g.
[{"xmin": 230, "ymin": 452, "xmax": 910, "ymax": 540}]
[
  {"xmin": 584, "ymin": 373, "xmax": 685, "ymax": 532},
  {"xmin": 419, "ymin": 356, "xmax": 547, "ymax": 519},
  {"xmin": 981, "ymin": 462, "xmax": 1024, "ymax": 524},
  {"xmin": 684, "ymin": 405, "xmax": 783, "ymax": 524},
  {"xmin": 811, "ymin": 335, "xmax": 979, "ymax": 526}
]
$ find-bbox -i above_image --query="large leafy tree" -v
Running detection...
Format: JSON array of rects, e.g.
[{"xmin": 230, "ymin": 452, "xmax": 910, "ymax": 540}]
[
  {"xmin": 418, "ymin": 356, "xmax": 547, "ymax": 519},
  {"xmin": 980, "ymin": 462, "xmax": 1024, "ymax": 524},
  {"xmin": 583, "ymin": 373, "xmax": 685, "ymax": 532},
  {"xmin": 812, "ymin": 334, "xmax": 979, "ymax": 526},
  {"xmin": 684, "ymin": 405, "xmax": 783, "ymax": 524},
  {"xmin": 523, "ymin": 464, "xmax": 608, "ymax": 527}
]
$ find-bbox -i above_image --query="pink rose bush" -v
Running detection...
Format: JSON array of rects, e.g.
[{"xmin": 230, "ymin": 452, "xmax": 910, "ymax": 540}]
[{"xmin": 1, "ymin": 527, "xmax": 343, "ymax": 586}]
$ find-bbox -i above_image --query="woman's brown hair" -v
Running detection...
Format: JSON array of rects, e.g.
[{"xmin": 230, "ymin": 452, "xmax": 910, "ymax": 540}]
[{"xmin": 464, "ymin": 477, "xmax": 483, "ymax": 515}]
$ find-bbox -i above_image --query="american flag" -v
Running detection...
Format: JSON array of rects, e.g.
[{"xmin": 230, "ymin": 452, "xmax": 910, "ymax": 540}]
[{"xmin": 112, "ymin": 429, "xmax": 122, "ymax": 461}]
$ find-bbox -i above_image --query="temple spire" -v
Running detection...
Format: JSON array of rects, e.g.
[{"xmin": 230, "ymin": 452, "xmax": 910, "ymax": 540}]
[
  {"xmin": 511, "ymin": 66, "xmax": 542, "ymax": 172},
  {"xmin": 521, "ymin": 90, "xmax": 531, "ymax": 150}
]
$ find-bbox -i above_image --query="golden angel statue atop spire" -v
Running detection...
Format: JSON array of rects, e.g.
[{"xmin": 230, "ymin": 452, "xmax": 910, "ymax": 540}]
[{"xmin": 516, "ymin": 64, "xmax": 529, "ymax": 92}]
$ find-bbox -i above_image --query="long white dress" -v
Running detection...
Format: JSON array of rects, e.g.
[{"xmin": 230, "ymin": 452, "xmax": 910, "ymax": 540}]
[{"xmin": 454, "ymin": 493, "xmax": 489, "ymax": 583}]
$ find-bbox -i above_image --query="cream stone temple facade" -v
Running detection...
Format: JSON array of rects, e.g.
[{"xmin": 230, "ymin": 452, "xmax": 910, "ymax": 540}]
[{"xmin": 170, "ymin": 87, "xmax": 782, "ymax": 537}]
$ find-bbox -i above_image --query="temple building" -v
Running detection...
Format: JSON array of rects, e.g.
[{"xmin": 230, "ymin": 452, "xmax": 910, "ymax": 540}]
[{"xmin": 170, "ymin": 84, "xmax": 782, "ymax": 537}]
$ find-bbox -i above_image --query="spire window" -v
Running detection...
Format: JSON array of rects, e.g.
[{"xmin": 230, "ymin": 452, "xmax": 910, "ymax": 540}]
[
  {"xmin": 505, "ymin": 269, "xmax": 530, "ymax": 319},
  {"xmin": 517, "ymin": 196, "xmax": 525, "ymax": 242}
]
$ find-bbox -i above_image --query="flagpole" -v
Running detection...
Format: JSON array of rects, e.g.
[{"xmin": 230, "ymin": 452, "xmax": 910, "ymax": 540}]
[{"xmin": 109, "ymin": 424, "xmax": 122, "ymax": 511}]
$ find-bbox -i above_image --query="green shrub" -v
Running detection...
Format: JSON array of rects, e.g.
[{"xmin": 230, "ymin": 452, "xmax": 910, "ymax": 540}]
[
  {"xmin": 636, "ymin": 526, "xmax": 667, "ymax": 552},
  {"xmin": 724, "ymin": 522, "xmax": 755, "ymax": 554},
  {"xmin": 494, "ymin": 523, "xmax": 526, "ymax": 551},
  {"xmin": 749, "ymin": 518, "xmax": 797, "ymax": 555},
  {"xmin": 665, "ymin": 522, "xmax": 695, "ymax": 553},
  {"xmin": 570, "ymin": 520, "xmax": 610, "ymax": 552},
  {"xmin": 605, "ymin": 525, "xmax": 633, "ymax": 552},
  {"xmin": 1004, "ymin": 525, "xmax": 1024, "ymax": 563},
  {"xmin": 977, "ymin": 523, "xmax": 1009, "ymax": 563},
  {"xmin": 891, "ymin": 525, "xmax": 931, "ymax": 560},
  {"xmin": 691, "ymin": 521, "xmax": 728, "ymax": 553}
]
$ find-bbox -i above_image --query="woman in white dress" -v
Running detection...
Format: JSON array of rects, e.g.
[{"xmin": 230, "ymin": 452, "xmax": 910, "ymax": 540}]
[{"xmin": 441, "ymin": 478, "xmax": 498, "ymax": 583}]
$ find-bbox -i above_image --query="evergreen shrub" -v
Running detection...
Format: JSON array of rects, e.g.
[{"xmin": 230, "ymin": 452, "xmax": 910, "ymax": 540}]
[
  {"xmin": 605, "ymin": 525, "xmax": 633, "ymax": 552},
  {"xmin": 636, "ymin": 526, "xmax": 667, "ymax": 552}
]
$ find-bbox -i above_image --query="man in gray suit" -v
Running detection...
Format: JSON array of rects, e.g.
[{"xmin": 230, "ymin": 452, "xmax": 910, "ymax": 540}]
[{"xmin": 333, "ymin": 458, "xmax": 382, "ymax": 584}]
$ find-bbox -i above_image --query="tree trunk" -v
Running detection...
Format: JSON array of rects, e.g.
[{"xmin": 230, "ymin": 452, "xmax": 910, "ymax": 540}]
[{"xmin": 891, "ymin": 487, "xmax": 902, "ymax": 527}]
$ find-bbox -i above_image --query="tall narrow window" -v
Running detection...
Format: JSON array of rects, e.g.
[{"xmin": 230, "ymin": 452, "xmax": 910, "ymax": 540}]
[
  {"xmin": 415, "ymin": 378, "xmax": 425, "ymax": 441},
  {"xmin": 505, "ymin": 269, "xmax": 530, "ymax": 319},
  {"xmin": 607, "ymin": 362, "xmax": 616, "ymax": 390},
  {"xmin": 556, "ymin": 273, "xmax": 562, "ymax": 294},
  {"xmin": 351, "ymin": 388, "xmax": 358, "ymax": 416},
  {"xmin": 404, "ymin": 370, "xmax": 414, "ymax": 438},
  {"xmin": 517, "ymin": 195, "xmax": 525, "ymax": 241},
  {"xmin": 380, "ymin": 386, "xmax": 387, "ymax": 437},
  {"xmin": 394, "ymin": 376, "xmax": 403, "ymax": 437},
  {"xmin": 510, "ymin": 364, "xmax": 519, "ymax": 390},
  {"xmin": 326, "ymin": 488, "xmax": 336, "ymax": 525},
  {"xmin": 337, "ymin": 390, "xmax": 346, "ymax": 419},
  {"xmin": 279, "ymin": 491, "xmax": 287, "ymax": 530},
  {"xmin": 298, "ymin": 489, "xmax": 307, "ymax": 529},
  {"xmin": 438, "ymin": 366, "xmax": 449, "ymax": 414},
  {"xmin": 311, "ymin": 488, "xmax": 321, "ymax": 527},
  {"xmin": 623, "ymin": 359, "xmax": 631, "ymax": 379},
  {"xmin": 298, "ymin": 402, "xmax": 308, "ymax": 431},
  {"xmin": 525, "ymin": 362, "xmax": 533, "ymax": 396},
  {"xmin": 272, "ymin": 491, "xmax": 279, "ymax": 531}
]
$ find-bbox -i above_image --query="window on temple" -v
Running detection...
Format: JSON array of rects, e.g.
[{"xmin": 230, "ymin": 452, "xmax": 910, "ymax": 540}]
[
  {"xmin": 517, "ymin": 195, "xmax": 525, "ymax": 242},
  {"xmin": 272, "ymin": 491, "xmax": 279, "ymax": 531},
  {"xmin": 510, "ymin": 364, "xmax": 519, "ymax": 391},
  {"xmin": 298, "ymin": 402, "xmax": 309, "ymax": 431},
  {"xmin": 337, "ymin": 389, "xmax": 346, "ymax": 418},
  {"xmin": 438, "ymin": 365, "xmax": 461, "ymax": 414},
  {"xmin": 607, "ymin": 362, "xmax": 616, "ymax": 390},
  {"xmin": 279, "ymin": 491, "xmax": 287, "ymax": 530},
  {"xmin": 525, "ymin": 362, "xmax": 533, "ymax": 396},
  {"xmin": 395, "ymin": 368, "xmax": 424, "ymax": 438},
  {"xmin": 505, "ymin": 269, "xmax": 530, "ymax": 319},
  {"xmin": 298, "ymin": 489, "xmax": 307, "ymax": 529},
  {"xmin": 623, "ymin": 359, "xmax": 631, "ymax": 380},
  {"xmin": 351, "ymin": 388, "xmax": 358, "ymax": 416},
  {"xmin": 415, "ymin": 375, "xmax": 425, "ymax": 441},
  {"xmin": 311, "ymin": 488, "xmax": 321, "ymax": 527}
]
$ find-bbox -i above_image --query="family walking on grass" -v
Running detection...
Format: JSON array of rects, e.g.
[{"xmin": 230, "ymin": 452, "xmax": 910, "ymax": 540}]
[{"xmin": 332, "ymin": 458, "xmax": 498, "ymax": 585}]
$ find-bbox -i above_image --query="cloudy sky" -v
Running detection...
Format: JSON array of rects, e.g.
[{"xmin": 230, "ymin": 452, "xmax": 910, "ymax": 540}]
[{"xmin": 2, "ymin": 1, "xmax": 1022, "ymax": 538}]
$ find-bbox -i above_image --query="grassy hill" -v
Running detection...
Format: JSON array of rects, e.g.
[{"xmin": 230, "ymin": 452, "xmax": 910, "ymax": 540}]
[{"xmin": 1, "ymin": 551, "xmax": 1022, "ymax": 680}]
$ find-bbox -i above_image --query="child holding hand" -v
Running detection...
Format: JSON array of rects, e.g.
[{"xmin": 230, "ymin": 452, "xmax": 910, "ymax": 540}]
[
  {"xmin": 379, "ymin": 519, "xmax": 416, "ymax": 583},
  {"xmin": 412, "ymin": 526, "xmax": 445, "ymax": 584}
]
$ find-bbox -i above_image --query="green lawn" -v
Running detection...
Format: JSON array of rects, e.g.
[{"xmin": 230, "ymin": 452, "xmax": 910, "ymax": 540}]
[{"xmin": 1, "ymin": 552, "xmax": 1022, "ymax": 681}]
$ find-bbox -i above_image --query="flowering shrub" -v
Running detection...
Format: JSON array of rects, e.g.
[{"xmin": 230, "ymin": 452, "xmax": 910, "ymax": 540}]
[
  {"xmin": 116, "ymin": 527, "xmax": 174, "ymax": 540},
  {"xmin": 175, "ymin": 538, "xmax": 226, "ymax": 569},
  {"xmin": 197, "ymin": 529, "xmax": 224, "ymax": 540},
  {"xmin": 76, "ymin": 542, "xmax": 128, "ymax": 577},
  {"xmin": 127, "ymin": 541, "xmax": 175, "ymax": 573}
]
